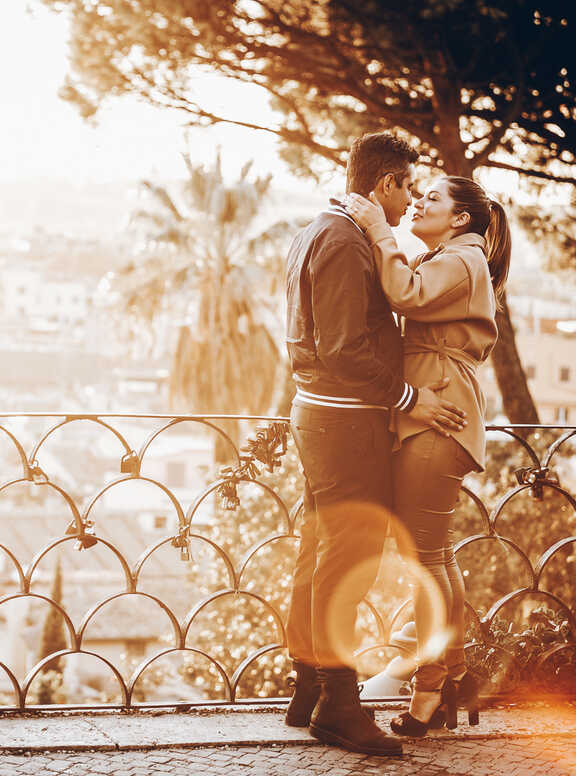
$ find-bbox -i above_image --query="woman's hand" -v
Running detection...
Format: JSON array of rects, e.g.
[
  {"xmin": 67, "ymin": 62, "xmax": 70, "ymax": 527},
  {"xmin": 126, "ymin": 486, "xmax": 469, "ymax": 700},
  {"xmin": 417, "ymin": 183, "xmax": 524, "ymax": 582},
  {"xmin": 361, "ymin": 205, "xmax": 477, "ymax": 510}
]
[{"xmin": 344, "ymin": 191, "xmax": 388, "ymax": 231}]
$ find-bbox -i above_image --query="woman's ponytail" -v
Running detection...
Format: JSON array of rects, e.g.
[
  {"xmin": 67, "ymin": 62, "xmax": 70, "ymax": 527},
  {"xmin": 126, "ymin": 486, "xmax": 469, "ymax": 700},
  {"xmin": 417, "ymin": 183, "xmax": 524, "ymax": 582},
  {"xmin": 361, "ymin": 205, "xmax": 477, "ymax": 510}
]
[
  {"xmin": 444, "ymin": 176, "xmax": 511, "ymax": 307},
  {"xmin": 485, "ymin": 200, "xmax": 511, "ymax": 305}
]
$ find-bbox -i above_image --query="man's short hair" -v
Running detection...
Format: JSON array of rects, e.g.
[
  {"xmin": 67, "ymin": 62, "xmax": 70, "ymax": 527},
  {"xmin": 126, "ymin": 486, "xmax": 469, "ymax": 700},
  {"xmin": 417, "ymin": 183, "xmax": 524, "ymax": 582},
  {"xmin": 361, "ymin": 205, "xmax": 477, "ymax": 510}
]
[{"xmin": 346, "ymin": 132, "xmax": 418, "ymax": 196}]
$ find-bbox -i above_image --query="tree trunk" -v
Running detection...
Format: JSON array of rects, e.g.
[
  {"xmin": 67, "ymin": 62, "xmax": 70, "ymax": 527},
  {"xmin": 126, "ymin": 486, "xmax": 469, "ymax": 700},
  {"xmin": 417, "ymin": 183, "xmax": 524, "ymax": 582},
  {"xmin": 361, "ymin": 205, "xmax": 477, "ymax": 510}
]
[{"xmin": 490, "ymin": 294, "xmax": 539, "ymax": 425}]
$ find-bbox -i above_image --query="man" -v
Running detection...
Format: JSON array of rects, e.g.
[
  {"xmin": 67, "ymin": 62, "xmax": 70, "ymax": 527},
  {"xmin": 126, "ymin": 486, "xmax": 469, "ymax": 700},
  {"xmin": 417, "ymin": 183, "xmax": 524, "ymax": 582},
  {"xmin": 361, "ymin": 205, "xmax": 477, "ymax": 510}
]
[{"xmin": 284, "ymin": 132, "xmax": 467, "ymax": 757}]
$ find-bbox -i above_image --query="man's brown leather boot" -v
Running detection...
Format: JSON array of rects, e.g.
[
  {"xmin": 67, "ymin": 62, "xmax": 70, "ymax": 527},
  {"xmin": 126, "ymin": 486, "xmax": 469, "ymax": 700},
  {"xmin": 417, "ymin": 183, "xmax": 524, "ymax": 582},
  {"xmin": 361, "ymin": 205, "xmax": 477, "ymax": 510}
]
[
  {"xmin": 310, "ymin": 667, "xmax": 403, "ymax": 756},
  {"xmin": 285, "ymin": 661, "xmax": 321, "ymax": 727}
]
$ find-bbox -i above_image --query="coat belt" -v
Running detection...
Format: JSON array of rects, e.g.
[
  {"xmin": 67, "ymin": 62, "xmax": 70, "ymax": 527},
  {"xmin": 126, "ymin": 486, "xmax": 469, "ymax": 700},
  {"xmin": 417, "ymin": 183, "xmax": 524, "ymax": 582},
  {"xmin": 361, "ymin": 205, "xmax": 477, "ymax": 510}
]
[{"xmin": 404, "ymin": 340, "xmax": 479, "ymax": 371}]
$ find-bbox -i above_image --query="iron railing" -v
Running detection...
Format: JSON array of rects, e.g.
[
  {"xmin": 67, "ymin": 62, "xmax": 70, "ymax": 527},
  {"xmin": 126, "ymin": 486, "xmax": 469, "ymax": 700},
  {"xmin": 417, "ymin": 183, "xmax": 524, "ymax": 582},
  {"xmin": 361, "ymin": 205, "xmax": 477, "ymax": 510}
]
[{"xmin": 0, "ymin": 413, "xmax": 574, "ymax": 711}]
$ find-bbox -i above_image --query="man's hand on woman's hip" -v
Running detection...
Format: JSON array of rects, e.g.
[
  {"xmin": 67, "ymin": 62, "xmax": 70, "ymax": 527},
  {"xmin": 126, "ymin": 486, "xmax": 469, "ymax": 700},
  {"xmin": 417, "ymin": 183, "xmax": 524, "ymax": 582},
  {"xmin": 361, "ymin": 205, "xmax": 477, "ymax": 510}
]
[{"xmin": 407, "ymin": 378, "xmax": 467, "ymax": 436}]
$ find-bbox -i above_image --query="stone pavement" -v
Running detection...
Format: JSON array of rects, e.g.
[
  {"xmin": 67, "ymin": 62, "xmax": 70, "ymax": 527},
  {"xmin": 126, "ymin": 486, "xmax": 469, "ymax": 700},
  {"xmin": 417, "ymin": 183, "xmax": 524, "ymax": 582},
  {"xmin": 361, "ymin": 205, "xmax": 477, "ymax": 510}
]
[{"xmin": 0, "ymin": 701, "xmax": 575, "ymax": 775}]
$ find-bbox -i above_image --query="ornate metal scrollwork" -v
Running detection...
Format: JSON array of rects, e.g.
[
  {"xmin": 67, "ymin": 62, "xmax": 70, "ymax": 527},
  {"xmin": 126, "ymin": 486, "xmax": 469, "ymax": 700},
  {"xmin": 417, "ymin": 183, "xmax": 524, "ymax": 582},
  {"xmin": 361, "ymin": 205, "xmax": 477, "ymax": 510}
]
[{"xmin": 0, "ymin": 415, "xmax": 574, "ymax": 711}]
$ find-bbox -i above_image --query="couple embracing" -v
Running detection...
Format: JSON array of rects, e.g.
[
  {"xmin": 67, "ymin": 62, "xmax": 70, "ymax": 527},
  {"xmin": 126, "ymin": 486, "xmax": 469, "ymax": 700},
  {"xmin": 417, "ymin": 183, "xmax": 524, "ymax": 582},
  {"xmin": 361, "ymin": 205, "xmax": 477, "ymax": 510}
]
[{"xmin": 284, "ymin": 132, "xmax": 510, "ymax": 757}]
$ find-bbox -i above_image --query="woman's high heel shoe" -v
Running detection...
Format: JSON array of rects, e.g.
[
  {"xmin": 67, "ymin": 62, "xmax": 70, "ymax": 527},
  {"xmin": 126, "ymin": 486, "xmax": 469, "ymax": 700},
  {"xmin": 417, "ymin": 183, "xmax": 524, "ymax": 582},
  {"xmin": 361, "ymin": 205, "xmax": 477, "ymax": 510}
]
[
  {"xmin": 433, "ymin": 672, "xmax": 480, "ymax": 726},
  {"xmin": 442, "ymin": 677, "xmax": 458, "ymax": 729},
  {"xmin": 390, "ymin": 679, "xmax": 457, "ymax": 737},
  {"xmin": 454, "ymin": 672, "xmax": 479, "ymax": 726},
  {"xmin": 420, "ymin": 673, "xmax": 481, "ymax": 730}
]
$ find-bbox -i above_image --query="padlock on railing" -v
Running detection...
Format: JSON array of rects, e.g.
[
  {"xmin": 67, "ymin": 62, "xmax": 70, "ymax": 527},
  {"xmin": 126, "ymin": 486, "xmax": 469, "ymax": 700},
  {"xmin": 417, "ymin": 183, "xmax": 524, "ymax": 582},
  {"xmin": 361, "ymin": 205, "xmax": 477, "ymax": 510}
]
[
  {"xmin": 171, "ymin": 531, "xmax": 192, "ymax": 562},
  {"xmin": 74, "ymin": 522, "xmax": 98, "ymax": 551},
  {"xmin": 217, "ymin": 477, "xmax": 241, "ymax": 510},
  {"xmin": 28, "ymin": 459, "xmax": 48, "ymax": 484},
  {"xmin": 241, "ymin": 422, "xmax": 289, "ymax": 473},
  {"xmin": 120, "ymin": 450, "xmax": 140, "ymax": 476},
  {"xmin": 514, "ymin": 465, "xmax": 559, "ymax": 500}
]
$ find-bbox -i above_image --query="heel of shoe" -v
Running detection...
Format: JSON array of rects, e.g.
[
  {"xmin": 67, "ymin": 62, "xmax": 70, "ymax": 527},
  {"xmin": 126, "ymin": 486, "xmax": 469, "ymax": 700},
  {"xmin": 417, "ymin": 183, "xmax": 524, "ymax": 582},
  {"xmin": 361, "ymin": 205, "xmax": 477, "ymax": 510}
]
[
  {"xmin": 468, "ymin": 707, "xmax": 479, "ymax": 726},
  {"xmin": 441, "ymin": 679, "xmax": 458, "ymax": 729},
  {"xmin": 457, "ymin": 673, "xmax": 480, "ymax": 727}
]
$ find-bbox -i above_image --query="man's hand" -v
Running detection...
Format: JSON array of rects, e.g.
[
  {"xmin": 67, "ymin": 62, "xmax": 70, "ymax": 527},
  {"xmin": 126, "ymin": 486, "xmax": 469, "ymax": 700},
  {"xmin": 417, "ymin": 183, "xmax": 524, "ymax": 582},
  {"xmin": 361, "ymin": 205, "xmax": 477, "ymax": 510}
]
[{"xmin": 407, "ymin": 378, "xmax": 467, "ymax": 436}]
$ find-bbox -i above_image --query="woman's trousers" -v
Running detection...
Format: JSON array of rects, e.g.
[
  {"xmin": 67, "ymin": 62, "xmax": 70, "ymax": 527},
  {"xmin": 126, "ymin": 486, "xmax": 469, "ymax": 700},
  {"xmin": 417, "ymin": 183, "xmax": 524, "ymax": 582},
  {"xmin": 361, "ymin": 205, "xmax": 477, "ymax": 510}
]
[{"xmin": 393, "ymin": 430, "xmax": 476, "ymax": 691}]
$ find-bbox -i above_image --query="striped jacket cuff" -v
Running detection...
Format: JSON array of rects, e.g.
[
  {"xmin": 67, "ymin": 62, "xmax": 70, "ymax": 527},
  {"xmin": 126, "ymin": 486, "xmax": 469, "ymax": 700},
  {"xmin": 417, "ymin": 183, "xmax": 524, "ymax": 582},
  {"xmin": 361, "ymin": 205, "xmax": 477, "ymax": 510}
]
[{"xmin": 394, "ymin": 383, "xmax": 418, "ymax": 413}]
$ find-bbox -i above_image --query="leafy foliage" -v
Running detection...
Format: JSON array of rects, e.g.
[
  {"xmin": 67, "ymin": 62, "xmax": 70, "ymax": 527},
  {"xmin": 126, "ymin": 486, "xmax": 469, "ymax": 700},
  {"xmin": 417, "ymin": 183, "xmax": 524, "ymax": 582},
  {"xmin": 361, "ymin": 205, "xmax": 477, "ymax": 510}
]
[
  {"xmin": 468, "ymin": 608, "xmax": 576, "ymax": 696},
  {"xmin": 43, "ymin": 0, "xmax": 565, "ymax": 423},
  {"xmin": 513, "ymin": 201, "xmax": 576, "ymax": 275},
  {"xmin": 43, "ymin": 0, "xmax": 576, "ymax": 185}
]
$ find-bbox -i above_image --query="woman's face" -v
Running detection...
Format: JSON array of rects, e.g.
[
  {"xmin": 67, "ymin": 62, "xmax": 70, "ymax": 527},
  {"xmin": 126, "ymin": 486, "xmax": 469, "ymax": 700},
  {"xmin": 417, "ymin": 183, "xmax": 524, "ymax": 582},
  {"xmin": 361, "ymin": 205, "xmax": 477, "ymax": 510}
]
[{"xmin": 410, "ymin": 178, "xmax": 461, "ymax": 246}]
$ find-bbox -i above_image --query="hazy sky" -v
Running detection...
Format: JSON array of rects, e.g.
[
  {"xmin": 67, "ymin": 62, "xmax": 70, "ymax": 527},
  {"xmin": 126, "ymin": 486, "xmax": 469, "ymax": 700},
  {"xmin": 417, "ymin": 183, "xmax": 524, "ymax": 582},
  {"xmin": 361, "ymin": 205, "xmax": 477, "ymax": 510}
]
[
  {"xmin": 0, "ymin": 0, "xmax": 304, "ymax": 186},
  {"xmin": 0, "ymin": 0, "xmax": 538, "ymax": 207}
]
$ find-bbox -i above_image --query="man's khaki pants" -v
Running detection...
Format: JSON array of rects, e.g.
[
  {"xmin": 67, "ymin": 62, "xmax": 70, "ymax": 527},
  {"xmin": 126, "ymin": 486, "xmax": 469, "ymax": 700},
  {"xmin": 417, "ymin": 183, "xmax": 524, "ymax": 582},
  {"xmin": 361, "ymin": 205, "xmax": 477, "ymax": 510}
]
[{"xmin": 286, "ymin": 401, "xmax": 394, "ymax": 669}]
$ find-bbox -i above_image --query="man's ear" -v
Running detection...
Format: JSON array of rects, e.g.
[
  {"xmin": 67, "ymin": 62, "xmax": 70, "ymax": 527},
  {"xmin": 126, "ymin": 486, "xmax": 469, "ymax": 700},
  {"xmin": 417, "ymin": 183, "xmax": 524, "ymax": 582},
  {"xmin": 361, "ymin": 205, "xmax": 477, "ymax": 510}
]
[
  {"xmin": 377, "ymin": 173, "xmax": 396, "ymax": 198},
  {"xmin": 452, "ymin": 210, "xmax": 471, "ymax": 229}
]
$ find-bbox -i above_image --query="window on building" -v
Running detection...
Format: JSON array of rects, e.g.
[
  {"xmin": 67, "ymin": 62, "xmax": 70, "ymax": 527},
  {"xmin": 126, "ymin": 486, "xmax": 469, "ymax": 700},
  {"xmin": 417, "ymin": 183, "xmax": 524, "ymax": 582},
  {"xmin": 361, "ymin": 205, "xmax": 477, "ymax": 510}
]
[
  {"xmin": 166, "ymin": 460, "xmax": 187, "ymax": 487},
  {"xmin": 555, "ymin": 407, "xmax": 569, "ymax": 423},
  {"xmin": 154, "ymin": 515, "xmax": 168, "ymax": 530},
  {"xmin": 559, "ymin": 367, "xmax": 570, "ymax": 383},
  {"xmin": 526, "ymin": 365, "xmax": 536, "ymax": 380},
  {"xmin": 124, "ymin": 639, "xmax": 146, "ymax": 658}
]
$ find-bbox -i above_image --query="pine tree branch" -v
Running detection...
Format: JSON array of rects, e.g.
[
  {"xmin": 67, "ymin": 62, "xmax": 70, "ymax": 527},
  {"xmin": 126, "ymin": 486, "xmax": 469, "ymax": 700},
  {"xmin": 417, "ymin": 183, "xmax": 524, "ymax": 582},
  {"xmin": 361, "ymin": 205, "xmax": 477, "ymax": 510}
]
[
  {"xmin": 474, "ymin": 41, "xmax": 525, "ymax": 168},
  {"xmin": 482, "ymin": 159, "xmax": 576, "ymax": 184}
]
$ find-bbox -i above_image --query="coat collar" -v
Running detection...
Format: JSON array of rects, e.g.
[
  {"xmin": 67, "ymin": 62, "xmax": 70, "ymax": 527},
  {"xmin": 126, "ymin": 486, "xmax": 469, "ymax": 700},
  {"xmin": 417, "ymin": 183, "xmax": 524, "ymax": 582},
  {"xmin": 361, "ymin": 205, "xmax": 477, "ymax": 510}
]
[
  {"xmin": 439, "ymin": 233, "xmax": 486, "ymax": 251},
  {"xmin": 419, "ymin": 232, "xmax": 486, "ymax": 264},
  {"xmin": 324, "ymin": 198, "xmax": 365, "ymax": 234}
]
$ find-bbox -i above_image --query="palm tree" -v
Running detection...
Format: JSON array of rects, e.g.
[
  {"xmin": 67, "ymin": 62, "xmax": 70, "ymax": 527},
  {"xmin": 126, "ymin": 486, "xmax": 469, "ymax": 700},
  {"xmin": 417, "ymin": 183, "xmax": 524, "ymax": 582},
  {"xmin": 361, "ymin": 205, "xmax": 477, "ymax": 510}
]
[{"xmin": 102, "ymin": 151, "xmax": 299, "ymax": 450}]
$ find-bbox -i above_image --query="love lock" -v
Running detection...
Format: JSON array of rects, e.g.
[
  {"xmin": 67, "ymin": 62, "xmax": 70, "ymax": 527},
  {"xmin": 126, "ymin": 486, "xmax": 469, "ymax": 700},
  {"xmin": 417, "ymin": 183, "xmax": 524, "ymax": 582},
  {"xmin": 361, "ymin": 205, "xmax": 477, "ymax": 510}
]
[
  {"xmin": 75, "ymin": 534, "xmax": 98, "ymax": 551},
  {"xmin": 120, "ymin": 451, "xmax": 140, "ymax": 475},
  {"xmin": 66, "ymin": 519, "xmax": 96, "ymax": 546},
  {"xmin": 29, "ymin": 460, "xmax": 48, "ymax": 483},
  {"xmin": 218, "ymin": 478, "xmax": 240, "ymax": 510},
  {"xmin": 241, "ymin": 422, "xmax": 289, "ymax": 473},
  {"xmin": 65, "ymin": 520, "xmax": 80, "ymax": 535},
  {"xmin": 171, "ymin": 533, "xmax": 192, "ymax": 562},
  {"xmin": 74, "ymin": 524, "xmax": 98, "ymax": 551},
  {"xmin": 514, "ymin": 465, "xmax": 559, "ymax": 500}
]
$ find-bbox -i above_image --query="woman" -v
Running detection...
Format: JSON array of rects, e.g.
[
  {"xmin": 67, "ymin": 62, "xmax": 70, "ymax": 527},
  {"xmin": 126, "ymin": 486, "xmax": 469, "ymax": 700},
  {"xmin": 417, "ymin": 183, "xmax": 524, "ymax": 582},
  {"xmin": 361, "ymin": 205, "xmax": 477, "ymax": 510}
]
[{"xmin": 345, "ymin": 176, "xmax": 511, "ymax": 736}]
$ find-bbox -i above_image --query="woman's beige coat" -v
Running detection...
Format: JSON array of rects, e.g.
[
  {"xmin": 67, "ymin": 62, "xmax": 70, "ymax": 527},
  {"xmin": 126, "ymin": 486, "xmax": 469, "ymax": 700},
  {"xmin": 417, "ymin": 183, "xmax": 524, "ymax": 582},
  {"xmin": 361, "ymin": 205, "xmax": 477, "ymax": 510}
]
[{"xmin": 366, "ymin": 222, "xmax": 498, "ymax": 471}]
